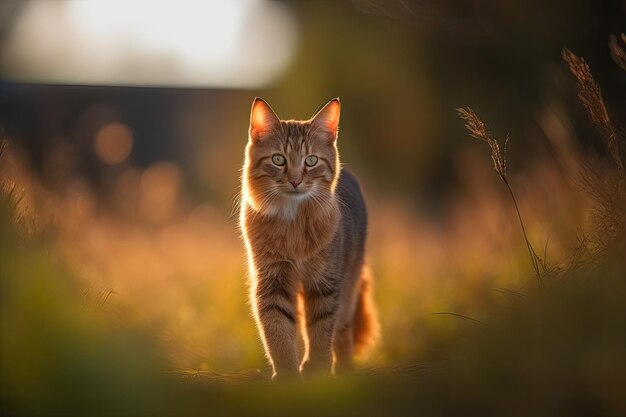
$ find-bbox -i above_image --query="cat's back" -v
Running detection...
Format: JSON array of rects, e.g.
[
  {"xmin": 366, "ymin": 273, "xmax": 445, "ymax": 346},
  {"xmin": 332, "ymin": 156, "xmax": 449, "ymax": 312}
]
[{"xmin": 336, "ymin": 169, "xmax": 367, "ymax": 245}]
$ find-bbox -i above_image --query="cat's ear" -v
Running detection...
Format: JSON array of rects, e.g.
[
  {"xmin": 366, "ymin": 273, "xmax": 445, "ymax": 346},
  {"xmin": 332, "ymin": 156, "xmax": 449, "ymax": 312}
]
[
  {"xmin": 249, "ymin": 98, "xmax": 281, "ymax": 142},
  {"xmin": 310, "ymin": 98, "xmax": 341, "ymax": 142}
]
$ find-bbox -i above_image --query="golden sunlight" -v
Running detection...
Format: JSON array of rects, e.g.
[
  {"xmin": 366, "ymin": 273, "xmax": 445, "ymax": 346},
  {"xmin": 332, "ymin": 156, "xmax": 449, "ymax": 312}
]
[{"xmin": 0, "ymin": 0, "xmax": 298, "ymax": 87}]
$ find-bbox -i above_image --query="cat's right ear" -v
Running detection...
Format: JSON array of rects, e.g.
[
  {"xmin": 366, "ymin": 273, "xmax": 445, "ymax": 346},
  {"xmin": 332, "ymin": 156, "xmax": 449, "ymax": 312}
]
[{"xmin": 249, "ymin": 98, "xmax": 281, "ymax": 142}]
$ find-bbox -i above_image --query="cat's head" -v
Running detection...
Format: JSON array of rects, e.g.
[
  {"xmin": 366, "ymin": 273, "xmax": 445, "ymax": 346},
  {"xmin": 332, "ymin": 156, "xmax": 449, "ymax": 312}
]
[{"xmin": 242, "ymin": 97, "xmax": 341, "ymax": 217}]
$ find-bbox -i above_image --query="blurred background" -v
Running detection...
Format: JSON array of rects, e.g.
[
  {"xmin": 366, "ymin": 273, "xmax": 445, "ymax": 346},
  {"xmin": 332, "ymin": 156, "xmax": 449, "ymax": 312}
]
[{"xmin": 1, "ymin": 1, "xmax": 625, "ymax": 416}]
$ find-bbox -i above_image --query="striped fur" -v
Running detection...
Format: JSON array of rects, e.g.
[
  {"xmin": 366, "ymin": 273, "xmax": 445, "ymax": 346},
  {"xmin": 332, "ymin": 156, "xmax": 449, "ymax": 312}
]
[{"xmin": 240, "ymin": 98, "xmax": 379, "ymax": 380}]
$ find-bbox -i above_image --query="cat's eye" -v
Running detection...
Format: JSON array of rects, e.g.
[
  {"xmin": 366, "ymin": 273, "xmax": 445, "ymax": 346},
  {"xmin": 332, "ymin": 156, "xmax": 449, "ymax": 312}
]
[
  {"xmin": 272, "ymin": 154, "xmax": 286, "ymax": 166},
  {"xmin": 305, "ymin": 155, "xmax": 318, "ymax": 167}
]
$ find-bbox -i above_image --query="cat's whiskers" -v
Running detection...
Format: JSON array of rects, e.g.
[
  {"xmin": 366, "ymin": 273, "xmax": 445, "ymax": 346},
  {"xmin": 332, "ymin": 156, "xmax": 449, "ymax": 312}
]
[
  {"xmin": 264, "ymin": 192, "xmax": 284, "ymax": 216},
  {"xmin": 307, "ymin": 188, "xmax": 334, "ymax": 214},
  {"xmin": 249, "ymin": 188, "xmax": 280, "ymax": 222}
]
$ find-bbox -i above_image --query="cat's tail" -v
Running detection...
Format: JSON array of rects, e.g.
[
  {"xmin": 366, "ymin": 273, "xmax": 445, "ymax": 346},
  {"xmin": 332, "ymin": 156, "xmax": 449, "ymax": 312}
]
[{"xmin": 353, "ymin": 265, "xmax": 380, "ymax": 356}]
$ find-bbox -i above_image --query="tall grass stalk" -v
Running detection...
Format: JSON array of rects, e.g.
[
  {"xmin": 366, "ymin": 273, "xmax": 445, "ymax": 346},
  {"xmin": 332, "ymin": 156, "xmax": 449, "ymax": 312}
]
[
  {"xmin": 457, "ymin": 107, "xmax": 545, "ymax": 287},
  {"xmin": 562, "ymin": 47, "xmax": 626, "ymax": 259}
]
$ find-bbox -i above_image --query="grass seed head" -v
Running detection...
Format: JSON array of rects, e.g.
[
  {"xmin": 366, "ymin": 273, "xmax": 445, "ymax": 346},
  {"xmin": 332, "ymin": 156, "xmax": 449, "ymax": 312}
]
[
  {"xmin": 562, "ymin": 48, "xmax": 624, "ymax": 176},
  {"xmin": 457, "ymin": 107, "xmax": 508, "ymax": 182}
]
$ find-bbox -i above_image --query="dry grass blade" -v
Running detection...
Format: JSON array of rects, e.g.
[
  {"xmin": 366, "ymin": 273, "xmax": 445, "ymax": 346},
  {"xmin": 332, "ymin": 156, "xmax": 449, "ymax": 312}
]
[
  {"xmin": 0, "ymin": 136, "xmax": 37, "ymax": 237},
  {"xmin": 0, "ymin": 135, "xmax": 20, "ymax": 215},
  {"xmin": 457, "ymin": 107, "xmax": 544, "ymax": 286},
  {"xmin": 562, "ymin": 46, "xmax": 626, "ymax": 260},
  {"xmin": 432, "ymin": 312, "xmax": 488, "ymax": 327},
  {"xmin": 608, "ymin": 33, "xmax": 626, "ymax": 72},
  {"xmin": 562, "ymin": 48, "xmax": 624, "ymax": 176},
  {"xmin": 578, "ymin": 161, "xmax": 626, "ymax": 258},
  {"xmin": 0, "ymin": 135, "xmax": 6, "ymax": 158},
  {"xmin": 172, "ymin": 369, "xmax": 269, "ymax": 383}
]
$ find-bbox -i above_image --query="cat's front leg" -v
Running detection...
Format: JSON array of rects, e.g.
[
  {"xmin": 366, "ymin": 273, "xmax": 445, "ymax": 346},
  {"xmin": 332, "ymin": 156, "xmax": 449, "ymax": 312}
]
[
  {"xmin": 253, "ymin": 261, "xmax": 300, "ymax": 381},
  {"xmin": 301, "ymin": 277, "xmax": 340, "ymax": 377}
]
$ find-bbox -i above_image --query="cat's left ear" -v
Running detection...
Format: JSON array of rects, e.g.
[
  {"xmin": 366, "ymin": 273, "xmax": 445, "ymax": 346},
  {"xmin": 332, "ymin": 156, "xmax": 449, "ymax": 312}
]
[{"xmin": 310, "ymin": 98, "xmax": 341, "ymax": 142}]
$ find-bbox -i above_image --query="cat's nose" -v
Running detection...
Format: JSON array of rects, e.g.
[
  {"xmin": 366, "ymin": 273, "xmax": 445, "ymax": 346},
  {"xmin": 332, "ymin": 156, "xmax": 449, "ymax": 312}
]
[{"xmin": 289, "ymin": 179, "xmax": 302, "ymax": 189}]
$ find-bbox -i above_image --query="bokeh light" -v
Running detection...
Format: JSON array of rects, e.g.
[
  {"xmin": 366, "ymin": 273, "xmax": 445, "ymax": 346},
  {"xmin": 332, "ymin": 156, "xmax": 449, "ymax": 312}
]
[
  {"xmin": 94, "ymin": 123, "xmax": 133, "ymax": 165},
  {"xmin": 140, "ymin": 162, "xmax": 182, "ymax": 223}
]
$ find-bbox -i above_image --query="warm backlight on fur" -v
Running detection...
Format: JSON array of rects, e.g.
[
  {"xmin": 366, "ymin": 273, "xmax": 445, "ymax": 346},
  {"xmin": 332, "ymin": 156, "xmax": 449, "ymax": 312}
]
[
  {"xmin": 250, "ymin": 98, "xmax": 280, "ymax": 138},
  {"xmin": 240, "ymin": 97, "xmax": 378, "ymax": 380},
  {"xmin": 312, "ymin": 98, "xmax": 341, "ymax": 139}
]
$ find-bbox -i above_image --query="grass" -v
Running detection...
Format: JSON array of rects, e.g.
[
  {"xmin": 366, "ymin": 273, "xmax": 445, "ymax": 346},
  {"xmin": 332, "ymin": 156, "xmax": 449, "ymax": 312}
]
[
  {"xmin": 457, "ymin": 106, "xmax": 546, "ymax": 287},
  {"xmin": 1, "ymin": 40, "xmax": 626, "ymax": 416}
]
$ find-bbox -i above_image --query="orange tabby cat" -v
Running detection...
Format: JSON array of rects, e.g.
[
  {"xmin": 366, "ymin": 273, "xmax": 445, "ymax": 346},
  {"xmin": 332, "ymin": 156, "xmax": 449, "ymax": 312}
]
[{"xmin": 240, "ymin": 97, "xmax": 378, "ymax": 381}]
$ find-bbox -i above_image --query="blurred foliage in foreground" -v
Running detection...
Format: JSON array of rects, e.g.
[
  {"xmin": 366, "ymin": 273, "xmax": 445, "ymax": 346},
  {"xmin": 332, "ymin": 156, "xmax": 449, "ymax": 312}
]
[
  {"xmin": 2, "ymin": 29, "xmax": 626, "ymax": 417},
  {"xmin": 1, "ymin": 165, "xmax": 625, "ymax": 416},
  {"xmin": 3, "ymin": 45, "xmax": 626, "ymax": 413}
]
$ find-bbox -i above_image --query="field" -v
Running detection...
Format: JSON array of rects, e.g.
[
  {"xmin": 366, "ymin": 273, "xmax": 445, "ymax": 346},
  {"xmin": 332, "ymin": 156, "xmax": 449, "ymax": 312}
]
[{"xmin": 1, "ymin": 4, "xmax": 626, "ymax": 415}]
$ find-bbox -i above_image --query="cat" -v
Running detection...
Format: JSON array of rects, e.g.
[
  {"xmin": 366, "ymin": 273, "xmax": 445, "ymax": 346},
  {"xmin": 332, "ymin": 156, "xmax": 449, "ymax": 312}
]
[{"xmin": 239, "ymin": 97, "xmax": 379, "ymax": 381}]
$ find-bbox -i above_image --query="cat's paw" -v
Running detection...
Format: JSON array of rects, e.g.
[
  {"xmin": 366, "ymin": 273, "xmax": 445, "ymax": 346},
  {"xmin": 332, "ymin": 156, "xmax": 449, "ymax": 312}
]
[
  {"xmin": 271, "ymin": 369, "xmax": 303, "ymax": 384},
  {"xmin": 333, "ymin": 361, "xmax": 354, "ymax": 376},
  {"xmin": 300, "ymin": 360, "xmax": 332, "ymax": 381}
]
